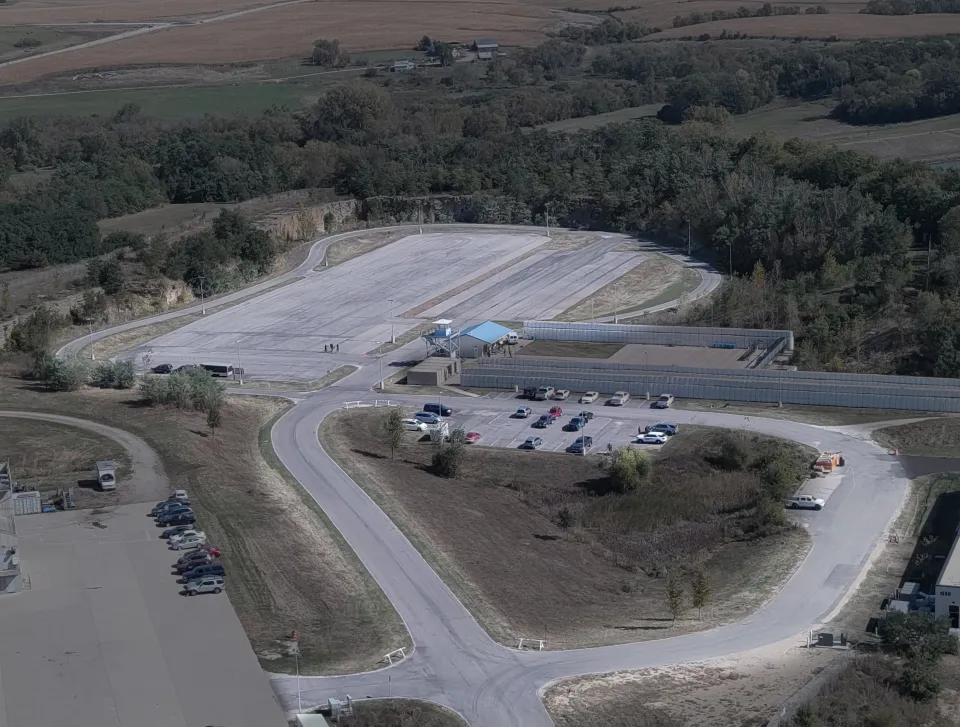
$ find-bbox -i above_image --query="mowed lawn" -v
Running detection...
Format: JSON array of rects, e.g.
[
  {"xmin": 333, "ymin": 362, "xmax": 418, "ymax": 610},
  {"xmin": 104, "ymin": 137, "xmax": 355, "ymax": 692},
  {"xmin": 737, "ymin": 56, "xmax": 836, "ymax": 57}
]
[{"xmin": 322, "ymin": 409, "xmax": 814, "ymax": 649}]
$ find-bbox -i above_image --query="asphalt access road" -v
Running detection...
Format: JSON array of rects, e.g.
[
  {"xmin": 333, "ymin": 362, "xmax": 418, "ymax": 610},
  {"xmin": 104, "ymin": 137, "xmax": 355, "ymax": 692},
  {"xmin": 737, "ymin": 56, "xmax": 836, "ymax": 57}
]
[{"xmin": 268, "ymin": 375, "xmax": 910, "ymax": 727}]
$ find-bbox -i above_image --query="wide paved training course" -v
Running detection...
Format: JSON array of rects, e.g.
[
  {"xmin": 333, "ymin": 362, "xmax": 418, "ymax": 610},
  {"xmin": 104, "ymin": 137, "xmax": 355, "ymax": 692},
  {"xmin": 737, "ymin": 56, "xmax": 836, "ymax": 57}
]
[{"xmin": 124, "ymin": 231, "xmax": 647, "ymax": 381}]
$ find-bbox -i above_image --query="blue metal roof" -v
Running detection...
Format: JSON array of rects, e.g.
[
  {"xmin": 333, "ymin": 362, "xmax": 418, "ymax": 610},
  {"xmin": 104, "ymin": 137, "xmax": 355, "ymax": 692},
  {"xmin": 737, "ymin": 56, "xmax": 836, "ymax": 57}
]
[{"xmin": 458, "ymin": 321, "xmax": 512, "ymax": 344}]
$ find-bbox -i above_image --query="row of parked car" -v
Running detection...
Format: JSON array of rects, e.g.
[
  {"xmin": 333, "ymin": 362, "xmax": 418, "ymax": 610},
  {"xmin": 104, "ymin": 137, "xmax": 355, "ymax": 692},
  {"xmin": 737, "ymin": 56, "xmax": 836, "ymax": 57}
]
[
  {"xmin": 523, "ymin": 387, "xmax": 676, "ymax": 410},
  {"xmin": 150, "ymin": 490, "xmax": 226, "ymax": 596}
]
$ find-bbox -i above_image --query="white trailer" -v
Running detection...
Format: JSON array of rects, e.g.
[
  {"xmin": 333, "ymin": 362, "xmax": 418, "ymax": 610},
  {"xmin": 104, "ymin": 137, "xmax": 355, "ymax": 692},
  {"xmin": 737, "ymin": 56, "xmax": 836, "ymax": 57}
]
[{"xmin": 95, "ymin": 461, "xmax": 117, "ymax": 491}]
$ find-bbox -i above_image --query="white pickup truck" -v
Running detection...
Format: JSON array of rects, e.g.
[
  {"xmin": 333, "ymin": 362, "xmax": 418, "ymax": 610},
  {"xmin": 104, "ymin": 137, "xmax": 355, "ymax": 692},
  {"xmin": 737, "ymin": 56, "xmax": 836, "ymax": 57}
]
[{"xmin": 785, "ymin": 495, "xmax": 825, "ymax": 511}]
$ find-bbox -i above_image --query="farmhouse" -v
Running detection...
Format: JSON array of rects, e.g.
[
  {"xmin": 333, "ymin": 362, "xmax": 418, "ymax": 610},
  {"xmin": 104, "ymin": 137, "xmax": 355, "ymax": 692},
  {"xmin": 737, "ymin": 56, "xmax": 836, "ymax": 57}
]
[
  {"xmin": 392, "ymin": 59, "xmax": 416, "ymax": 72},
  {"xmin": 472, "ymin": 38, "xmax": 499, "ymax": 59}
]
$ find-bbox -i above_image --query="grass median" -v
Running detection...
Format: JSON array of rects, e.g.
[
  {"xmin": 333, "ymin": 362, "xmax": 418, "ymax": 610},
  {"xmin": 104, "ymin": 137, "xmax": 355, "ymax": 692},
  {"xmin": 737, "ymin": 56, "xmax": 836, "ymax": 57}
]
[{"xmin": 320, "ymin": 409, "xmax": 814, "ymax": 649}]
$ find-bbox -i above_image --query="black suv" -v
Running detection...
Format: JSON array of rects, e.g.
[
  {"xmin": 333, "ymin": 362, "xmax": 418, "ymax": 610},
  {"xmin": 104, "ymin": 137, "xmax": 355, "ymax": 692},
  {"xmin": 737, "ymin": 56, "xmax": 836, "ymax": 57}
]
[{"xmin": 567, "ymin": 436, "xmax": 594, "ymax": 454}]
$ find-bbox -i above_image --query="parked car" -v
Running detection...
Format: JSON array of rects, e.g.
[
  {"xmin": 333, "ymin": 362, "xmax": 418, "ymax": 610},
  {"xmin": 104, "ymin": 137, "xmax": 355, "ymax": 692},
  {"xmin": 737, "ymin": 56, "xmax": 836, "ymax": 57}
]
[
  {"xmin": 579, "ymin": 411, "xmax": 595, "ymax": 422},
  {"xmin": 534, "ymin": 386, "xmax": 555, "ymax": 401},
  {"xmin": 163, "ymin": 513, "xmax": 196, "ymax": 527},
  {"xmin": 402, "ymin": 418, "xmax": 427, "ymax": 432},
  {"xmin": 580, "ymin": 392, "xmax": 599, "ymax": 404},
  {"xmin": 567, "ymin": 436, "xmax": 594, "ymax": 454},
  {"xmin": 423, "ymin": 402, "xmax": 453, "ymax": 417},
  {"xmin": 564, "ymin": 417, "xmax": 585, "ymax": 431},
  {"xmin": 175, "ymin": 555, "xmax": 214, "ymax": 573},
  {"xmin": 514, "ymin": 407, "xmax": 533, "ymax": 419},
  {"xmin": 181, "ymin": 563, "xmax": 225, "ymax": 582},
  {"xmin": 636, "ymin": 432, "xmax": 668, "ymax": 445},
  {"xmin": 152, "ymin": 363, "xmax": 173, "ymax": 374},
  {"xmin": 161, "ymin": 524, "xmax": 194, "ymax": 539},
  {"xmin": 643, "ymin": 422, "xmax": 678, "ymax": 436},
  {"xmin": 155, "ymin": 506, "xmax": 192, "ymax": 522},
  {"xmin": 414, "ymin": 411, "xmax": 441, "ymax": 425},
  {"xmin": 785, "ymin": 495, "xmax": 825, "ymax": 511},
  {"xmin": 607, "ymin": 391, "xmax": 630, "ymax": 406},
  {"xmin": 522, "ymin": 386, "xmax": 538, "ymax": 399},
  {"xmin": 169, "ymin": 529, "xmax": 204, "ymax": 545},
  {"xmin": 465, "ymin": 431, "xmax": 482, "ymax": 443},
  {"xmin": 533, "ymin": 415, "xmax": 553, "ymax": 429},
  {"xmin": 653, "ymin": 393, "xmax": 675, "ymax": 409},
  {"xmin": 185, "ymin": 576, "xmax": 225, "ymax": 596},
  {"xmin": 154, "ymin": 503, "xmax": 191, "ymax": 518},
  {"xmin": 157, "ymin": 509, "xmax": 194, "ymax": 526},
  {"xmin": 151, "ymin": 500, "xmax": 190, "ymax": 516},
  {"xmin": 171, "ymin": 534, "xmax": 207, "ymax": 551},
  {"xmin": 548, "ymin": 406, "xmax": 563, "ymax": 418},
  {"xmin": 169, "ymin": 489, "xmax": 189, "ymax": 501},
  {"xmin": 520, "ymin": 436, "xmax": 544, "ymax": 450},
  {"xmin": 553, "ymin": 389, "xmax": 570, "ymax": 400},
  {"xmin": 174, "ymin": 364, "xmax": 202, "ymax": 373}
]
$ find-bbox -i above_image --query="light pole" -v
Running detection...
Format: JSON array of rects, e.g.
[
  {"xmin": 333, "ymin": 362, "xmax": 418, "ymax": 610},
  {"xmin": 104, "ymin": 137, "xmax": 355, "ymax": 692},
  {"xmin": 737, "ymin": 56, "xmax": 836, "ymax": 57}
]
[
  {"xmin": 545, "ymin": 202, "xmax": 551, "ymax": 238},
  {"xmin": 293, "ymin": 641, "xmax": 302, "ymax": 714},
  {"xmin": 388, "ymin": 299, "xmax": 395, "ymax": 344},
  {"xmin": 377, "ymin": 341, "xmax": 384, "ymax": 391},
  {"xmin": 236, "ymin": 339, "xmax": 243, "ymax": 385},
  {"xmin": 198, "ymin": 276, "xmax": 207, "ymax": 315},
  {"xmin": 687, "ymin": 220, "xmax": 692, "ymax": 258},
  {"xmin": 728, "ymin": 242, "xmax": 734, "ymax": 277}
]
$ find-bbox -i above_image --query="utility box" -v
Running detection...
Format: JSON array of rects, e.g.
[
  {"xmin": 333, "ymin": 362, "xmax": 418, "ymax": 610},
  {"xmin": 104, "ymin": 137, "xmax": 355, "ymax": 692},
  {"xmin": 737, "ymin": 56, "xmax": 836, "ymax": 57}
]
[
  {"xmin": 95, "ymin": 461, "xmax": 117, "ymax": 491},
  {"xmin": 12, "ymin": 492, "xmax": 41, "ymax": 516}
]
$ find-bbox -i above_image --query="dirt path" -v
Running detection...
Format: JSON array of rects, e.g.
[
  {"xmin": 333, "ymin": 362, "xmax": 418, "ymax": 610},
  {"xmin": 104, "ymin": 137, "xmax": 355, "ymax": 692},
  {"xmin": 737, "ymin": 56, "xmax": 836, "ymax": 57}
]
[{"xmin": 0, "ymin": 410, "xmax": 169, "ymax": 505}]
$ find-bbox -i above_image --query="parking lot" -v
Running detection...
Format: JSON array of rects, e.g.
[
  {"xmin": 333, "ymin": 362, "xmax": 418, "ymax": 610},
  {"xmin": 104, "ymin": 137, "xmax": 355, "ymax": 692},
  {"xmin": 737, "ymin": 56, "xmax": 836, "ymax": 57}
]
[
  {"xmin": 5, "ymin": 504, "xmax": 285, "ymax": 727},
  {"xmin": 445, "ymin": 393, "xmax": 672, "ymax": 454}
]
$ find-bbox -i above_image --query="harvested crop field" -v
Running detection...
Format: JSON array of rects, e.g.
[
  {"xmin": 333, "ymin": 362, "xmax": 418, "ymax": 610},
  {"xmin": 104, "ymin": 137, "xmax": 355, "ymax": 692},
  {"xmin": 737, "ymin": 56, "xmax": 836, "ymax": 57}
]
[
  {"xmin": 321, "ymin": 409, "xmax": 812, "ymax": 649},
  {"xmin": 873, "ymin": 417, "xmax": 960, "ymax": 456},
  {"xmin": 644, "ymin": 13, "xmax": 960, "ymax": 40},
  {"xmin": 0, "ymin": 0, "xmax": 558, "ymax": 86}
]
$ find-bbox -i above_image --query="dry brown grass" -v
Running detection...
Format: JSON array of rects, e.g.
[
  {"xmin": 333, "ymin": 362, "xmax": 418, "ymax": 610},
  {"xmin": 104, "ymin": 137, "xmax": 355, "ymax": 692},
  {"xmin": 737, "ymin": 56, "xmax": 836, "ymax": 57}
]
[
  {"xmin": 0, "ymin": 377, "xmax": 407, "ymax": 675},
  {"xmin": 0, "ymin": 416, "xmax": 129, "ymax": 487},
  {"xmin": 873, "ymin": 418, "xmax": 960, "ymax": 456},
  {"xmin": 321, "ymin": 409, "xmax": 811, "ymax": 649},
  {"xmin": 518, "ymin": 340, "xmax": 624, "ymax": 358},
  {"xmin": 645, "ymin": 12, "xmax": 960, "ymax": 39},
  {"xmin": 324, "ymin": 229, "xmax": 410, "ymax": 267},
  {"xmin": 351, "ymin": 700, "xmax": 466, "ymax": 727}
]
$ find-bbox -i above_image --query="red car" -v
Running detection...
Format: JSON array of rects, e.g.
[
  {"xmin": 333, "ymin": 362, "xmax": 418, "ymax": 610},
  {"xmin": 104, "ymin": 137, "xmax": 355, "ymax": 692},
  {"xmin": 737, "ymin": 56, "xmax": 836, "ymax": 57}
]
[
  {"xmin": 548, "ymin": 406, "xmax": 563, "ymax": 418},
  {"xmin": 465, "ymin": 432, "xmax": 482, "ymax": 443}
]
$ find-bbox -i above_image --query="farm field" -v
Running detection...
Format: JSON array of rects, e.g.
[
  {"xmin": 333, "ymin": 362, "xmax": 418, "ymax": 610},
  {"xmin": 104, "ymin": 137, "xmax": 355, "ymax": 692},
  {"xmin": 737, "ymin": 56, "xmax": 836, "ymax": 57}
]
[
  {"xmin": 644, "ymin": 12, "xmax": 960, "ymax": 39},
  {"xmin": 610, "ymin": 0, "xmax": 864, "ymax": 27},
  {"xmin": 321, "ymin": 408, "xmax": 813, "ymax": 650}
]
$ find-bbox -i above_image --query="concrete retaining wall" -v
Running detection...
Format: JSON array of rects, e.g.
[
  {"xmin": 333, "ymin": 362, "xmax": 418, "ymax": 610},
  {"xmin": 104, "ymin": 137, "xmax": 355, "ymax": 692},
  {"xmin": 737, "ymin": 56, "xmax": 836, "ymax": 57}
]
[{"xmin": 462, "ymin": 357, "xmax": 960, "ymax": 412}]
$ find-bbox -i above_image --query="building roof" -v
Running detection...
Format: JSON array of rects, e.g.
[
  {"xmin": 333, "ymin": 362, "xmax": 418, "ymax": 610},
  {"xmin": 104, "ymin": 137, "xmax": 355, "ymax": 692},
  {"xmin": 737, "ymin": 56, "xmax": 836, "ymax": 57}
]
[
  {"xmin": 474, "ymin": 38, "xmax": 499, "ymax": 47},
  {"xmin": 938, "ymin": 533, "xmax": 960, "ymax": 588},
  {"xmin": 458, "ymin": 321, "xmax": 512, "ymax": 344}
]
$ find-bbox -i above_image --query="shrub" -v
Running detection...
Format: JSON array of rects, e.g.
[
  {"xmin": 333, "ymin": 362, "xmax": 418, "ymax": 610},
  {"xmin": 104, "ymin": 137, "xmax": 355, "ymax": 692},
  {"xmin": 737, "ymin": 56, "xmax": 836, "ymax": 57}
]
[
  {"xmin": 92, "ymin": 362, "xmax": 116, "ymax": 388},
  {"xmin": 900, "ymin": 658, "xmax": 940, "ymax": 701},
  {"xmin": 46, "ymin": 358, "xmax": 88, "ymax": 391},
  {"xmin": 7, "ymin": 306, "xmax": 67, "ymax": 353},
  {"xmin": 431, "ymin": 439, "xmax": 465, "ymax": 478},
  {"xmin": 556, "ymin": 507, "xmax": 576, "ymax": 529},
  {"xmin": 138, "ymin": 376, "xmax": 169, "ymax": 406},
  {"xmin": 717, "ymin": 433, "xmax": 751, "ymax": 471},
  {"xmin": 608, "ymin": 446, "xmax": 652, "ymax": 493},
  {"xmin": 879, "ymin": 611, "xmax": 957, "ymax": 661}
]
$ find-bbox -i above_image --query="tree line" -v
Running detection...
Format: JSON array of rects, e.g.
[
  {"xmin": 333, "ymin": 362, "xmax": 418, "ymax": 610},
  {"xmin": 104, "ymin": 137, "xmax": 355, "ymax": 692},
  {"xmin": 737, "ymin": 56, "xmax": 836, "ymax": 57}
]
[{"xmin": 863, "ymin": 0, "xmax": 960, "ymax": 12}]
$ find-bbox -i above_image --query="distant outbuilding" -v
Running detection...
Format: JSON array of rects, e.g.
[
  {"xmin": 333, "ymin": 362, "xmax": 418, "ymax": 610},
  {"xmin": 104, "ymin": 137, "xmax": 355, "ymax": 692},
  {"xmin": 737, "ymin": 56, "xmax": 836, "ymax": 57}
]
[
  {"xmin": 392, "ymin": 59, "xmax": 416, "ymax": 72},
  {"xmin": 472, "ymin": 38, "xmax": 499, "ymax": 59}
]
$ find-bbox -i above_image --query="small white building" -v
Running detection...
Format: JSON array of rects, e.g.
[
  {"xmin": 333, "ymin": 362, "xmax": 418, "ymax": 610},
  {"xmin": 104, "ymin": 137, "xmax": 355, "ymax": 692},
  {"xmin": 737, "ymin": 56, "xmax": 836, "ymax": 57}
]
[
  {"xmin": 392, "ymin": 59, "xmax": 416, "ymax": 72},
  {"xmin": 473, "ymin": 38, "xmax": 499, "ymax": 60},
  {"xmin": 935, "ymin": 535, "xmax": 960, "ymax": 628}
]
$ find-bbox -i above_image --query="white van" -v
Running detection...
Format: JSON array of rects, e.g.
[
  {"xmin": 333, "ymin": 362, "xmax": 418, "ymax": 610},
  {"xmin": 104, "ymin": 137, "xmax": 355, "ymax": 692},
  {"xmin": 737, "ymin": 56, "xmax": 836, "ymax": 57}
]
[
  {"xmin": 506, "ymin": 332, "xmax": 519, "ymax": 345},
  {"xmin": 95, "ymin": 460, "xmax": 117, "ymax": 490},
  {"xmin": 200, "ymin": 363, "xmax": 234, "ymax": 378}
]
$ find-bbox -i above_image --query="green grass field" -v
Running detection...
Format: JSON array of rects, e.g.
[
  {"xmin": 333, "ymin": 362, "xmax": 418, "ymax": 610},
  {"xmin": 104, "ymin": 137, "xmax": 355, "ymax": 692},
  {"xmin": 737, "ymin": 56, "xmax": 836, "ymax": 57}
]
[
  {"xmin": 0, "ymin": 25, "xmax": 101, "ymax": 60},
  {"xmin": 0, "ymin": 82, "xmax": 313, "ymax": 120},
  {"xmin": 535, "ymin": 104, "xmax": 661, "ymax": 131}
]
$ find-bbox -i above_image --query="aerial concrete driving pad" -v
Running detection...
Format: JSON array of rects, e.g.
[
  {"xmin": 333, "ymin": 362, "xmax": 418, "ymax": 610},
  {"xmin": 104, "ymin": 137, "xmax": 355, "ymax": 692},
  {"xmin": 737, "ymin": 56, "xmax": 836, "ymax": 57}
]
[
  {"xmin": 132, "ymin": 232, "xmax": 648, "ymax": 382},
  {"xmin": 2, "ymin": 505, "xmax": 285, "ymax": 727}
]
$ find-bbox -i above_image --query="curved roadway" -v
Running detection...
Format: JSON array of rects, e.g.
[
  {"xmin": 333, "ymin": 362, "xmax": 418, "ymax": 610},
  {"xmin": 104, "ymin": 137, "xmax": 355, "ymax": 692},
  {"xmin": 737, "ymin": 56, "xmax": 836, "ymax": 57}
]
[
  {"xmin": 49, "ymin": 226, "xmax": 902, "ymax": 726},
  {"xmin": 268, "ymin": 380, "xmax": 907, "ymax": 726}
]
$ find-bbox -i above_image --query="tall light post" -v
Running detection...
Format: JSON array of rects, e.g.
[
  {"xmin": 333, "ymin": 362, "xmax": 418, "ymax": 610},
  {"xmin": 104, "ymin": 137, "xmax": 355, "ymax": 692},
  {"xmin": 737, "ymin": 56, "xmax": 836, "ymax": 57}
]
[
  {"xmin": 387, "ymin": 299, "xmax": 395, "ymax": 344},
  {"xmin": 377, "ymin": 341, "xmax": 384, "ymax": 391},
  {"xmin": 197, "ymin": 276, "xmax": 207, "ymax": 316},
  {"xmin": 728, "ymin": 242, "xmax": 734, "ymax": 277},
  {"xmin": 236, "ymin": 339, "xmax": 243, "ymax": 385},
  {"xmin": 687, "ymin": 220, "xmax": 692, "ymax": 258},
  {"xmin": 293, "ymin": 639, "xmax": 302, "ymax": 714},
  {"xmin": 545, "ymin": 202, "xmax": 551, "ymax": 238}
]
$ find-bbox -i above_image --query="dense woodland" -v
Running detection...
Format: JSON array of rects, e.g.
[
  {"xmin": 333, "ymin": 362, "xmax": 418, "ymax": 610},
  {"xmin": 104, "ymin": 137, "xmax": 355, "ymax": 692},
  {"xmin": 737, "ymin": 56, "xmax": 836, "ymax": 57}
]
[{"xmin": 3, "ymin": 31, "xmax": 960, "ymax": 374}]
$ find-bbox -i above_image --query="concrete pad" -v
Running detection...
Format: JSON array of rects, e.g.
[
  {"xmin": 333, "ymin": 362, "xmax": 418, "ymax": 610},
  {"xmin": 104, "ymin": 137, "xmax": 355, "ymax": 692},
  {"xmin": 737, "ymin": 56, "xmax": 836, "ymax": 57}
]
[
  {"xmin": 4, "ymin": 506, "xmax": 285, "ymax": 727},
  {"xmin": 129, "ymin": 233, "xmax": 548, "ymax": 381}
]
